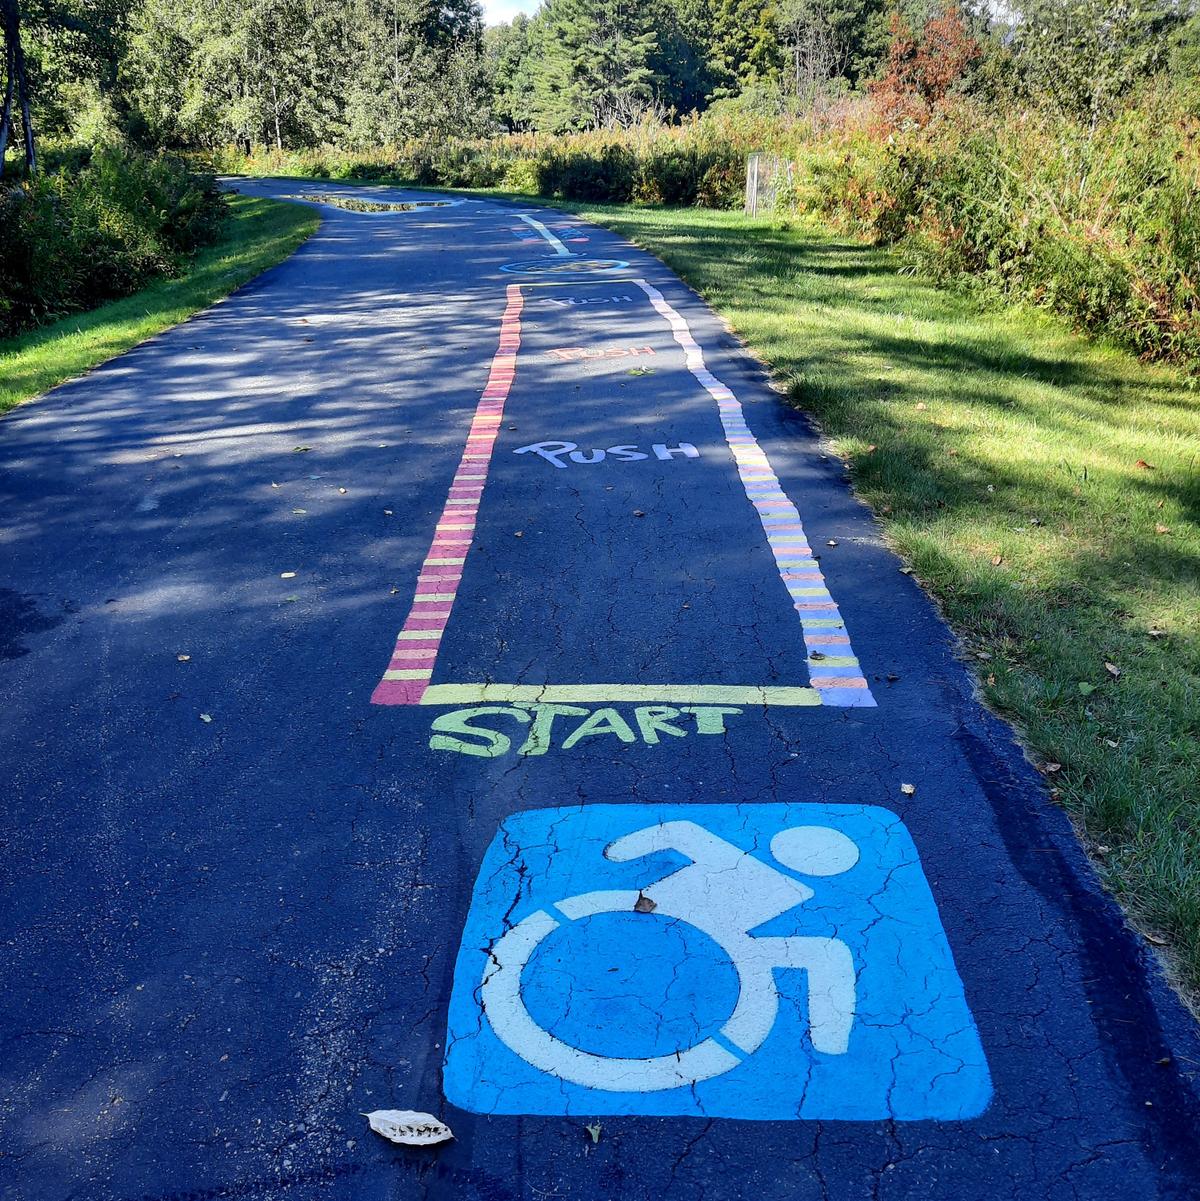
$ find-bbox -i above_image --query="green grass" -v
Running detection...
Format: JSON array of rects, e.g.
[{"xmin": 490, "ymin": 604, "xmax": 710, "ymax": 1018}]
[
  {"xmin": 555, "ymin": 203, "xmax": 1198, "ymax": 995},
  {"xmin": 0, "ymin": 194, "xmax": 319, "ymax": 416}
]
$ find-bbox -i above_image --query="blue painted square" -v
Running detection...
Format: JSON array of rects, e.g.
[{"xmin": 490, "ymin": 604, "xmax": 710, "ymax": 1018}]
[{"xmin": 444, "ymin": 804, "xmax": 991, "ymax": 1120}]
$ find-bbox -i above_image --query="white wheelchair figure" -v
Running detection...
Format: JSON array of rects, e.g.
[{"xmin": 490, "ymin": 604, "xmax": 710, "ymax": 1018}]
[{"xmin": 480, "ymin": 820, "xmax": 860, "ymax": 1093}]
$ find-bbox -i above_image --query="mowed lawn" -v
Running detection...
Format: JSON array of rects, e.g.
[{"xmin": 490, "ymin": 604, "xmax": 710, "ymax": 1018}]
[
  {"xmin": 568, "ymin": 203, "xmax": 1200, "ymax": 997},
  {"xmin": 0, "ymin": 194, "xmax": 319, "ymax": 416}
]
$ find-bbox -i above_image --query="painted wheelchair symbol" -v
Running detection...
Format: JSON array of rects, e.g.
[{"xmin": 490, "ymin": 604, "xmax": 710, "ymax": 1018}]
[{"xmin": 480, "ymin": 820, "xmax": 860, "ymax": 1093}]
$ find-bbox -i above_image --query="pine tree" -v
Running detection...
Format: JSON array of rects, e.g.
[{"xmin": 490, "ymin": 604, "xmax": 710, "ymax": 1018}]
[
  {"xmin": 532, "ymin": 0, "xmax": 658, "ymax": 130},
  {"xmin": 707, "ymin": 0, "xmax": 782, "ymax": 98}
]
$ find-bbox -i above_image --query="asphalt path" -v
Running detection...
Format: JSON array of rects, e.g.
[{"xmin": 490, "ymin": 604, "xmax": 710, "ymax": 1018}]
[{"xmin": 3, "ymin": 180, "xmax": 1200, "ymax": 1201}]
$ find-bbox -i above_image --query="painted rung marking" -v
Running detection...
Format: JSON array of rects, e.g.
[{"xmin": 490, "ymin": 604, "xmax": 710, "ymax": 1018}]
[
  {"xmin": 418, "ymin": 684, "xmax": 823, "ymax": 706},
  {"xmin": 373, "ymin": 279, "xmax": 874, "ymax": 710}
]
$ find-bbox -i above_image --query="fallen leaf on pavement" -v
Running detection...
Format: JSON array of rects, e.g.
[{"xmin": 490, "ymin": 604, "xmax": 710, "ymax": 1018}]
[
  {"xmin": 177, "ymin": 654, "xmax": 190, "ymax": 662},
  {"xmin": 900, "ymin": 783, "xmax": 916, "ymax": 796},
  {"xmin": 364, "ymin": 1110, "xmax": 453, "ymax": 1146},
  {"xmin": 633, "ymin": 510, "xmax": 645, "ymax": 517},
  {"xmin": 199, "ymin": 714, "xmax": 213, "ymax": 723},
  {"xmin": 634, "ymin": 894, "xmax": 657, "ymax": 914},
  {"xmin": 586, "ymin": 1123, "xmax": 602, "ymax": 1144}
]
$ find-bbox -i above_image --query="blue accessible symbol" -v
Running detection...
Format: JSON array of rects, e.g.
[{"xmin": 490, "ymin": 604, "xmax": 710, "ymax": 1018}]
[{"xmin": 444, "ymin": 804, "xmax": 992, "ymax": 1120}]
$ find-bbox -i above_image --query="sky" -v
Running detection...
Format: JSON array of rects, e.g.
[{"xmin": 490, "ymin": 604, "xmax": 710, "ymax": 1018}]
[{"xmin": 481, "ymin": 0, "xmax": 540, "ymax": 23}]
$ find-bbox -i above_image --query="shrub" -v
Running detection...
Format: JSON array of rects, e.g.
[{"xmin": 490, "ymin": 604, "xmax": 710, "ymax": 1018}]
[{"xmin": 0, "ymin": 148, "xmax": 225, "ymax": 340}]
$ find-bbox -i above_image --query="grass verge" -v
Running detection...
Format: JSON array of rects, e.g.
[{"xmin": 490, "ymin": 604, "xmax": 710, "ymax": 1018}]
[
  {"xmin": 0, "ymin": 194, "xmax": 319, "ymax": 416},
  {"xmin": 561, "ymin": 203, "xmax": 1199, "ymax": 996}
]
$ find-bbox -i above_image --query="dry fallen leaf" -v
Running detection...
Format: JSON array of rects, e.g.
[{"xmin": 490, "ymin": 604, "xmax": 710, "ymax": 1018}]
[
  {"xmin": 1043, "ymin": 762, "xmax": 1062, "ymax": 774},
  {"xmin": 1148, "ymin": 628, "xmax": 1166, "ymax": 639},
  {"xmin": 270, "ymin": 482, "xmax": 281, "ymax": 489},
  {"xmin": 899, "ymin": 566, "xmax": 913, "ymax": 576},
  {"xmin": 1135, "ymin": 459, "xmax": 1156, "ymax": 470},
  {"xmin": 513, "ymin": 530, "xmax": 524, "ymax": 538},
  {"xmin": 384, "ymin": 509, "xmax": 394, "ymax": 516},
  {"xmin": 363, "ymin": 1110, "xmax": 454, "ymax": 1147},
  {"xmin": 177, "ymin": 654, "xmax": 191, "ymax": 662},
  {"xmin": 1155, "ymin": 523, "xmax": 1171, "ymax": 535},
  {"xmin": 915, "ymin": 402, "xmax": 927, "ymax": 411},
  {"xmin": 1145, "ymin": 932, "xmax": 1169, "ymax": 947},
  {"xmin": 1104, "ymin": 662, "xmax": 1121, "ymax": 679},
  {"xmin": 900, "ymin": 783, "xmax": 916, "ymax": 796},
  {"xmin": 586, "ymin": 1123, "xmax": 603, "ymax": 1144},
  {"xmin": 633, "ymin": 894, "xmax": 657, "ymax": 914},
  {"xmin": 992, "ymin": 555, "xmax": 1003, "ymax": 567},
  {"xmin": 199, "ymin": 713, "xmax": 213, "ymax": 723}
]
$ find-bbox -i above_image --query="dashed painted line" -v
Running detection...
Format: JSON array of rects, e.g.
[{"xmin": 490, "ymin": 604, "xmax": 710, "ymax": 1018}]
[
  {"xmin": 371, "ymin": 271, "xmax": 874, "ymax": 708},
  {"xmin": 371, "ymin": 283, "xmax": 523, "ymax": 706},
  {"xmin": 635, "ymin": 280, "xmax": 874, "ymax": 707}
]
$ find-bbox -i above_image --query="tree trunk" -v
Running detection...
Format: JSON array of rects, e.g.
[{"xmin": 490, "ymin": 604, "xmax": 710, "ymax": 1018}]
[
  {"xmin": 1, "ymin": 0, "xmax": 34, "ymax": 174},
  {"xmin": 0, "ymin": 39, "xmax": 16, "ymax": 177}
]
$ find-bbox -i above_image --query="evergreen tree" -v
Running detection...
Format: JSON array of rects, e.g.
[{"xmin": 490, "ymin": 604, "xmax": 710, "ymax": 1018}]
[
  {"xmin": 532, "ymin": 0, "xmax": 658, "ymax": 130},
  {"xmin": 707, "ymin": 0, "xmax": 782, "ymax": 97}
]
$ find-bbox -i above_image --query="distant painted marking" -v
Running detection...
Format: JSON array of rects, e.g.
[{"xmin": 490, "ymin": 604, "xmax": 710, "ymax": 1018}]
[
  {"xmin": 517, "ymin": 213, "xmax": 573, "ymax": 258},
  {"xmin": 500, "ymin": 258, "xmax": 630, "ymax": 275},
  {"xmin": 371, "ymin": 283, "xmax": 524, "ymax": 706},
  {"xmin": 545, "ymin": 345, "xmax": 655, "ymax": 361}
]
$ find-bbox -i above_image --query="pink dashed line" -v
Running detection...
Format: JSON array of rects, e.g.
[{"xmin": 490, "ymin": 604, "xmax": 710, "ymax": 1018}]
[{"xmin": 372, "ymin": 284, "xmax": 524, "ymax": 706}]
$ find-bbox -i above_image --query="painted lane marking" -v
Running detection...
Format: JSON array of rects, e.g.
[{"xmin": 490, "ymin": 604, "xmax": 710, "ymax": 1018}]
[
  {"xmin": 413, "ymin": 684, "xmax": 821, "ymax": 706},
  {"xmin": 445, "ymin": 804, "xmax": 992, "ymax": 1118},
  {"xmin": 517, "ymin": 213, "xmax": 573, "ymax": 258},
  {"xmin": 370, "ymin": 283, "xmax": 523, "ymax": 706},
  {"xmin": 634, "ymin": 280, "xmax": 874, "ymax": 707},
  {"xmin": 372, "ymin": 280, "xmax": 871, "ymax": 709}
]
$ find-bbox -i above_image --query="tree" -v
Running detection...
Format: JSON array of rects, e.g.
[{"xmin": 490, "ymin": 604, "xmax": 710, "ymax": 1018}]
[
  {"xmin": 486, "ymin": 12, "xmax": 539, "ymax": 129},
  {"xmin": 870, "ymin": 3, "xmax": 979, "ymax": 124},
  {"xmin": 531, "ymin": 0, "xmax": 659, "ymax": 130},
  {"xmin": 1011, "ymin": 0, "xmax": 1190, "ymax": 124},
  {"xmin": 707, "ymin": 0, "xmax": 782, "ymax": 98}
]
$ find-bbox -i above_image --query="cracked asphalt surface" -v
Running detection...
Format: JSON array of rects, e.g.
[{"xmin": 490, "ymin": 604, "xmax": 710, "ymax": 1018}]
[{"xmin": 2, "ymin": 180, "xmax": 1200, "ymax": 1200}]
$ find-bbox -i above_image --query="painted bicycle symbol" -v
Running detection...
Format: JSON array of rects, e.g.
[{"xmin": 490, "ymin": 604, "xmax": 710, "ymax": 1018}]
[{"xmin": 480, "ymin": 820, "xmax": 859, "ymax": 1093}]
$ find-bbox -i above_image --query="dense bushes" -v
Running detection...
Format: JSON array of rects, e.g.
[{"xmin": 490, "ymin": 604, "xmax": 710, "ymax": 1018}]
[
  {"xmin": 218, "ymin": 82, "xmax": 1200, "ymax": 370},
  {"xmin": 0, "ymin": 148, "xmax": 225, "ymax": 340},
  {"xmin": 793, "ymin": 86, "xmax": 1200, "ymax": 367},
  {"xmin": 212, "ymin": 123, "xmax": 747, "ymax": 209}
]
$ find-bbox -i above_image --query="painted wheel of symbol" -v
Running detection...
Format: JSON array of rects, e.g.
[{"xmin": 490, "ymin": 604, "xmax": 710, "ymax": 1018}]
[
  {"xmin": 480, "ymin": 891, "xmax": 776, "ymax": 1093},
  {"xmin": 498, "ymin": 257, "xmax": 631, "ymax": 275}
]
